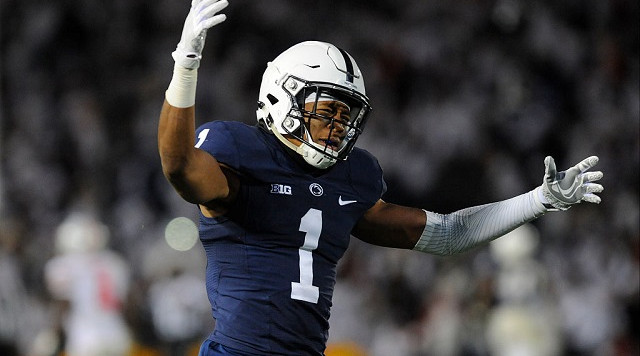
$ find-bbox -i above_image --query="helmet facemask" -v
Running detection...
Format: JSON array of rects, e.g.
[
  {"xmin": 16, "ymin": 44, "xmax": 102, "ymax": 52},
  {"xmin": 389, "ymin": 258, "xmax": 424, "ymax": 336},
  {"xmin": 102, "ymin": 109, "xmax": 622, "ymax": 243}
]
[
  {"xmin": 295, "ymin": 82, "xmax": 370, "ymax": 160},
  {"xmin": 266, "ymin": 77, "xmax": 371, "ymax": 169}
]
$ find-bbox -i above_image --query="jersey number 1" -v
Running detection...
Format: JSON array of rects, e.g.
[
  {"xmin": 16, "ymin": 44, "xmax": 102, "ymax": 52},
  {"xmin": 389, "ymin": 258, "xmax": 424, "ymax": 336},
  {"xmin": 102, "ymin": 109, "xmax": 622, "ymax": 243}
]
[{"xmin": 291, "ymin": 208, "xmax": 321, "ymax": 303}]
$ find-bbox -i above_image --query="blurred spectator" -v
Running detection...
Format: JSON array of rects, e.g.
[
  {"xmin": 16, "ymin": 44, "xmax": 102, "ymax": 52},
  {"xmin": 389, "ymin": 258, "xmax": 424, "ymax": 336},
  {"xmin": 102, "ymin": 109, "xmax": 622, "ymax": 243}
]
[
  {"xmin": 43, "ymin": 211, "xmax": 132, "ymax": 356},
  {"xmin": 486, "ymin": 224, "xmax": 562, "ymax": 356}
]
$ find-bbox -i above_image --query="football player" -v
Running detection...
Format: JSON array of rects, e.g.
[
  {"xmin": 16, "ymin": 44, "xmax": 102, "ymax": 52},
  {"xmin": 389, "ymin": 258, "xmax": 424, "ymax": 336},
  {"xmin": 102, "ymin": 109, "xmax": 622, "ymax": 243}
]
[
  {"xmin": 44, "ymin": 212, "xmax": 132, "ymax": 356},
  {"xmin": 157, "ymin": 1, "xmax": 604, "ymax": 355}
]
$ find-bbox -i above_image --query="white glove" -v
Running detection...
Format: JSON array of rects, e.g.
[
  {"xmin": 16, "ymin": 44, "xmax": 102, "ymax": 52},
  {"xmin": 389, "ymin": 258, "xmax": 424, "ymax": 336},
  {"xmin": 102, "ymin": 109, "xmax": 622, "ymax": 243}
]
[
  {"xmin": 172, "ymin": 0, "xmax": 229, "ymax": 69},
  {"xmin": 540, "ymin": 155, "xmax": 604, "ymax": 211}
]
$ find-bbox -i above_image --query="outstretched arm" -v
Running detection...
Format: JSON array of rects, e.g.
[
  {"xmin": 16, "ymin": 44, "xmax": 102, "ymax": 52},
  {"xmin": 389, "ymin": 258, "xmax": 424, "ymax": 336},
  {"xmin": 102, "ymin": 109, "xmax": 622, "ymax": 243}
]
[
  {"xmin": 351, "ymin": 200, "xmax": 426, "ymax": 249},
  {"xmin": 158, "ymin": 0, "xmax": 230, "ymax": 205},
  {"xmin": 353, "ymin": 156, "xmax": 604, "ymax": 255}
]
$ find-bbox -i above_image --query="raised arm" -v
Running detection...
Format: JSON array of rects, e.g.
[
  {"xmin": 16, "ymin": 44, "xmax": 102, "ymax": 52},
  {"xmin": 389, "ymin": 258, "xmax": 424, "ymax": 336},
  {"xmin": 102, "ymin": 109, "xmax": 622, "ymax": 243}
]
[
  {"xmin": 353, "ymin": 156, "xmax": 604, "ymax": 255},
  {"xmin": 158, "ymin": 0, "xmax": 230, "ymax": 205}
]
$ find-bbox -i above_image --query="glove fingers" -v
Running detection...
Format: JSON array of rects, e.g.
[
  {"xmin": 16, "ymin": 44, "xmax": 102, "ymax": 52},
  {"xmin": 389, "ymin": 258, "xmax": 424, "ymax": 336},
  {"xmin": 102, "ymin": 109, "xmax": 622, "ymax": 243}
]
[
  {"xmin": 583, "ymin": 171, "xmax": 603, "ymax": 183},
  {"xmin": 580, "ymin": 183, "xmax": 603, "ymax": 204},
  {"xmin": 544, "ymin": 156, "xmax": 557, "ymax": 181},
  {"xmin": 573, "ymin": 156, "xmax": 599, "ymax": 173},
  {"xmin": 199, "ymin": 14, "xmax": 227, "ymax": 30},
  {"xmin": 196, "ymin": 0, "xmax": 229, "ymax": 17},
  {"xmin": 582, "ymin": 193, "xmax": 602, "ymax": 204},
  {"xmin": 194, "ymin": 0, "xmax": 229, "ymax": 31},
  {"xmin": 583, "ymin": 183, "xmax": 604, "ymax": 194}
]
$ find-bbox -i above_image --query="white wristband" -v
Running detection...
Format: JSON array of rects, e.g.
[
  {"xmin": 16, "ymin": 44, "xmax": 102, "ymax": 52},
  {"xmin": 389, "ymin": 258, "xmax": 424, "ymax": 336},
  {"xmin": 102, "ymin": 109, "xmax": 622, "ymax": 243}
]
[{"xmin": 165, "ymin": 64, "xmax": 198, "ymax": 108}]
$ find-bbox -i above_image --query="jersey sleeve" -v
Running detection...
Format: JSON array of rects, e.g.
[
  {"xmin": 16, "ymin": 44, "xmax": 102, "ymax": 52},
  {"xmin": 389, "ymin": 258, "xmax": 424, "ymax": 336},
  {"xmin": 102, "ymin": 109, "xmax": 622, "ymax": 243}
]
[
  {"xmin": 347, "ymin": 148, "xmax": 387, "ymax": 207},
  {"xmin": 195, "ymin": 121, "xmax": 242, "ymax": 170},
  {"xmin": 370, "ymin": 153, "xmax": 388, "ymax": 197}
]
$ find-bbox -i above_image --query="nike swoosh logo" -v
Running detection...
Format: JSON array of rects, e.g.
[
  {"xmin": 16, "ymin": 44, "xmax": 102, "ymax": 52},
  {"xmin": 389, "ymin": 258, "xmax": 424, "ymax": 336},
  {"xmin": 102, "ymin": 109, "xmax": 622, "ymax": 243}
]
[
  {"xmin": 550, "ymin": 181, "xmax": 580, "ymax": 199},
  {"xmin": 338, "ymin": 196, "xmax": 357, "ymax": 206}
]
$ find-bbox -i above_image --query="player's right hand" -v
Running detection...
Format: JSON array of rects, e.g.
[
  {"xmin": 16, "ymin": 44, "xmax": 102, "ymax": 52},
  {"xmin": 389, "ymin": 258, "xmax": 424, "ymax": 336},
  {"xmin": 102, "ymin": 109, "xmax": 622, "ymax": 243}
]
[{"xmin": 172, "ymin": 0, "xmax": 229, "ymax": 69}]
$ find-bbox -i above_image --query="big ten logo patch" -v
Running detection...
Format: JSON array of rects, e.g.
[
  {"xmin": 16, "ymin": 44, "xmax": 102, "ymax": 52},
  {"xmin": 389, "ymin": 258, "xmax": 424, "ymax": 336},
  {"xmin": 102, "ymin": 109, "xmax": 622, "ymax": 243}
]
[{"xmin": 271, "ymin": 184, "xmax": 292, "ymax": 195}]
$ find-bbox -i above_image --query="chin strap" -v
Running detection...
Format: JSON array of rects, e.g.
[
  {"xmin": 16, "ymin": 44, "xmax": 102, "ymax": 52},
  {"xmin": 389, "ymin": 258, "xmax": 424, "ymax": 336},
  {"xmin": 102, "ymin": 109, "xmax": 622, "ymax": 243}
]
[{"xmin": 302, "ymin": 143, "xmax": 337, "ymax": 169}]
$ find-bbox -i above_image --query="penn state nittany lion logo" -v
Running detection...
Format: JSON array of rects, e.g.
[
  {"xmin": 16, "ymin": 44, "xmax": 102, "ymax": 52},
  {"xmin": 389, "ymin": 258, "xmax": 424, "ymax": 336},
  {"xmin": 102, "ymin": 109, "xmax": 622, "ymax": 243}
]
[{"xmin": 309, "ymin": 183, "xmax": 323, "ymax": 197}]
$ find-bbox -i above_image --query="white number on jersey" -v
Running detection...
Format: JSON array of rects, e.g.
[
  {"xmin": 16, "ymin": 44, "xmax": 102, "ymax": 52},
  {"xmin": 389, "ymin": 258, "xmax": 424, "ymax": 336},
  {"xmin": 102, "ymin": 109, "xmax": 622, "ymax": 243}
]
[
  {"xmin": 195, "ymin": 128, "xmax": 210, "ymax": 148},
  {"xmin": 291, "ymin": 208, "xmax": 322, "ymax": 303}
]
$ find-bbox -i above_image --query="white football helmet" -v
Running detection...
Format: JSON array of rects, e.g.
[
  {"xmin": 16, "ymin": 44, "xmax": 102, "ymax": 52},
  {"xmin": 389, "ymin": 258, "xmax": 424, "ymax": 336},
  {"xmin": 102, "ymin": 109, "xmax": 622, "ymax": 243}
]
[
  {"xmin": 256, "ymin": 41, "xmax": 372, "ymax": 169},
  {"xmin": 55, "ymin": 212, "xmax": 109, "ymax": 254}
]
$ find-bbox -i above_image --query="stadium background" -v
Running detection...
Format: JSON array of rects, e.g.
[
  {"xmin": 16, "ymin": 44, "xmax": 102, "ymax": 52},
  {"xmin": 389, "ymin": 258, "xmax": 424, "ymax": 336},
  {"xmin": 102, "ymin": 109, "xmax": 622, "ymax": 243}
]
[{"xmin": 1, "ymin": 0, "xmax": 638, "ymax": 355}]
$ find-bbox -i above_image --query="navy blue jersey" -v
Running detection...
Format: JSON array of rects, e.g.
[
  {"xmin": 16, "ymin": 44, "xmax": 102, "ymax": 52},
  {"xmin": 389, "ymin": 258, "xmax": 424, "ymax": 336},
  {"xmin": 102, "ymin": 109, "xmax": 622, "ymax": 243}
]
[{"xmin": 195, "ymin": 121, "xmax": 386, "ymax": 356}]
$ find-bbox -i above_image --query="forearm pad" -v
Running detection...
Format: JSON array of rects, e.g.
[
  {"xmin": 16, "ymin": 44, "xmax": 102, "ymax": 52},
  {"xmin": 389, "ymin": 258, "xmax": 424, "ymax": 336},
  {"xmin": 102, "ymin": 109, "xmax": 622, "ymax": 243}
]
[{"xmin": 414, "ymin": 187, "xmax": 547, "ymax": 256}]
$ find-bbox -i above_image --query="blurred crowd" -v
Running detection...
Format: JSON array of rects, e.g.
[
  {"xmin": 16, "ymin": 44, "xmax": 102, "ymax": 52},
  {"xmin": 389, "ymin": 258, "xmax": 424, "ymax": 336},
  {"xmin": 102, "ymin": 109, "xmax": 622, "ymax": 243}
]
[{"xmin": 1, "ymin": 0, "xmax": 638, "ymax": 355}]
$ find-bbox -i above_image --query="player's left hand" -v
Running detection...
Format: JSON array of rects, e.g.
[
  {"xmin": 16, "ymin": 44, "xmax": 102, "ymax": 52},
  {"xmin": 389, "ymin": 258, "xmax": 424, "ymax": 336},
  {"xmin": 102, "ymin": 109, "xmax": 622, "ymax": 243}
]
[
  {"xmin": 172, "ymin": 0, "xmax": 229, "ymax": 69},
  {"xmin": 540, "ymin": 155, "xmax": 604, "ymax": 211}
]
